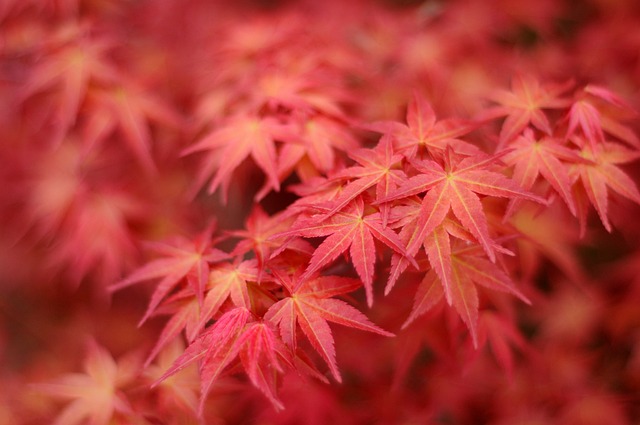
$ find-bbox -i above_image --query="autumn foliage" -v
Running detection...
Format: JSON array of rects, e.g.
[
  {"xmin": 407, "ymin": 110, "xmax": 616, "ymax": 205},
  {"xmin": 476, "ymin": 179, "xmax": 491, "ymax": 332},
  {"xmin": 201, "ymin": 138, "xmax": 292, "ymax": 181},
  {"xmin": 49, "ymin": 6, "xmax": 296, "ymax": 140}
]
[{"xmin": 2, "ymin": 0, "xmax": 640, "ymax": 424}]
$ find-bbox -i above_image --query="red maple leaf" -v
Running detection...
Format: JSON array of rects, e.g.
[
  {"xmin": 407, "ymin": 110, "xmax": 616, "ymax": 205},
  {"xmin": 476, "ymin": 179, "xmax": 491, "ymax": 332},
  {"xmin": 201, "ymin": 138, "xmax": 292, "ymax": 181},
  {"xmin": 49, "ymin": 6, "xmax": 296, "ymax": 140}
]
[
  {"xmin": 378, "ymin": 149, "xmax": 545, "ymax": 263},
  {"xmin": 228, "ymin": 205, "xmax": 314, "ymax": 277},
  {"xmin": 264, "ymin": 269, "xmax": 394, "ymax": 382},
  {"xmin": 183, "ymin": 113, "xmax": 286, "ymax": 202},
  {"xmin": 141, "ymin": 289, "xmax": 201, "ymax": 367},
  {"xmin": 501, "ymin": 129, "xmax": 582, "ymax": 217},
  {"xmin": 36, "ymin": 339, "xmax": 140, "ymax": 425},
  {"xmin": 140, "ymin": 258, "xmax": 263, "ymax": 368},
  {"xmin": 403, "ymin": 241, "xmax": 530, "ymax": 347},
  {"xmin": 570, "ymin": 140, "xmax": 640, "ymax": 233},
  {"xmin": 110, "ymin": 223, "xmax": 228, "ymax": 323},
  {"xmin": 482, "ymin": 74, "xmax": 572, "ymax": 146},
  {"xmin": 477, "ymin": 311, "xmax": 530, "ymax": 378},
  {"xmin": 245, "ymin": 62, "xmax": 350, "ymax": 118},
  {"xmin": 322, "ymin": 135, "xmax": 405, "ymax": 223},
  {"xmin": 277, "ymin": 196, "xmax": 412, "ymax": 306},
  {"xmin": 505, "ymin": 203, "xmax": 587, "ymax": 285},
  {"xmin": 260, "ymin": 112, "xmax": 358, "ymax": 196},
  {"xmin": 153, "ymin": 307, "xmax": 250, "ymax": 414},
  {"xmin": 154, "ymin": 307, "xmax": 293, "ymax": 413},
  {"xmin": 83, "ymin": 83, "xmax": 182, "ymax": 173},
  {"xmin": 21, "ymin": 22, "xmax": 120, "ymax": 145},
  {"xmin": 143, "ymin": 339, "xmax": 199, "ymax": 419},
  {"xmin": 364, "ymin": 92, "xmax": 479, "ymax": 160},
  {"xmin": 193, "ymin": 259, "xmax": 262, "ymax": 335},
  {"xmin": 566, "ymin": 85, "xmax": 639, "ymax": 150},
  {"xmin": 46, "ymin": 185, "xmax": 145, "ymax": 288}
]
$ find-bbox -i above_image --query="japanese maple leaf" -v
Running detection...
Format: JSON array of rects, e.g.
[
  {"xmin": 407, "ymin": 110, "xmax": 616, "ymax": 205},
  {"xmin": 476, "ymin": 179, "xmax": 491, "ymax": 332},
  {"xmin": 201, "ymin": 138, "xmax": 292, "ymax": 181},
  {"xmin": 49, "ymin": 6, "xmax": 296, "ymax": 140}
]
[
  {"xmin": 21, "ymin": 23, "xmax": 120, "ymax": 145},
  {"xmin": 46, "ymin": 186, "xmax": 144, "ymax": 288},
  {"xmin": 264, "ymin": 269, "xmax": 394, "ymax": 382},
  {"xmin": 236, "ymin": 320, "xmax": 291, "ymax": 410},
  {"xmin": 18, "ymin": 142, "xmax": 145, "ymax": 289},
  {"xmin": 482, "ymin": 74, "xmax": 572, "ymax": 146},
  {"xmin": 566, "ymin": 99, "xmax": 606, "ymax": 149},
  {"xmin": 477, "ymin": 311, "xmax": 530, "ymax": 378},
  {"xmin": 143, "ymin": 259, "xmax": 275, "ymax": 366},
  {"xmin": 501, "ymin": 129, "xmax": 581, "ymax": 216},
  {"xmin": 36, "ymin": 340, "xmax": 140, "ymax": 425},
  {"xmin": 227, "ymin": 205, "xmax": 314, "ymax": 277},
  {"xmin": 22, "ymin": 141, "xmax": 88, "ymax": 232},
  {"xmin": 278, "ymin": 196, "xmax": 412, "ymax": 306},
  {"xmin": 144, "ymin": 339, "xmax": 199, "ymax": 419},
  {"xmin": 586, "ymin": 85, "xmax": 640, "ymax": 148},
  {"xmin": 566, "ymin": 85, "xmax": 640, "ymax": 150},
  {"xmin": 571, "ymin": 140, "xmax": 640, "ymax": 233},
  {"xmin": 154, "ymin": 307, "xmax": 251, "ymax": 414},
  {"xmin": 378, "ymin": 149, "xmax": 545, "ymax": 263},
  {"xmin": 506, "ymin": 203, "xmax": 586, "ymax": 285},
  {"xmin": 142, "ymin": 289, "xmax": 201, "ymax": 367},
  {"xmin": 253, "ymin": 113, "xmax": 358, "ymax": 201},
  {"xmin": 284, "ymin": 176, "xmax": 345, "ymax": 217},
  {"xmin": 110, "ymin": 223, "xmax": 228, "ymax": 323},
  {"xmin": 364, "ymin": 91, "xmax": 479, "ymax": 160},
  {"xmin": 245, "ymin": 63, "xmax": 349, "ymax": 118},
  {"xmin": 390, "ymin": 210, "xmax": 511, "ymax": 303},
  {"xmin": 380, "ymin": 196, "xmax": 431, "ymax": 294},
  {"xmin": 155, "ymin": 307, "xmax": 292, "ymax": 413},
  {"xmin": 193, "ymin": 259, "xmax": 259, "ymax": 335},
  {"xmin": 277, "ymin": 113, "xmax": 358, "ymax": 174},
  {"xmin": 324, "ymin": 135, "xmax": 406, "ymax": 224},
  {"xmin": 295, "ymin": 114, "xmax": 359, "ymax": 173},
  {"xmin": 182, "ymin": 113, "xmax": 285, "ymax": 202},
  {"xmin": 83, "ymin": 83, "xmax": 182, "ymax": 173},
  {"xmin": 403, "ymin": 241, "xmax": 530, "ymax": 347}
]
